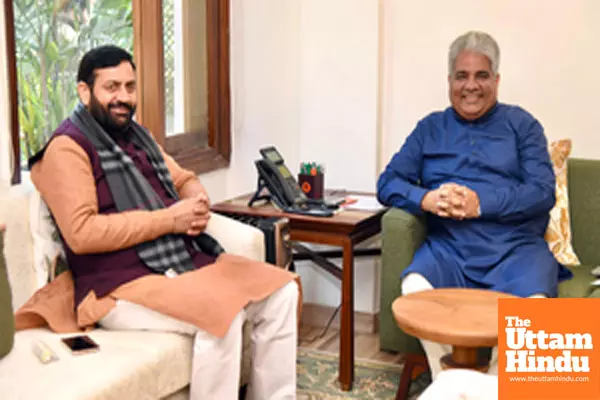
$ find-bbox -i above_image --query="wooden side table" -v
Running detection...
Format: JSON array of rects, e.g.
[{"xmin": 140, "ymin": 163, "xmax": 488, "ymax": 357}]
[{"xmin": 392, "ymin": 288, "xmax": 516, "ymax": 372}]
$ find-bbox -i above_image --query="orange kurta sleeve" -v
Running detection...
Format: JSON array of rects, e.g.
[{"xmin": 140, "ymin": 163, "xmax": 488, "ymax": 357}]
[{"xmin": 30, "ymin": 136, "xmax": 175, "ymax": 255}]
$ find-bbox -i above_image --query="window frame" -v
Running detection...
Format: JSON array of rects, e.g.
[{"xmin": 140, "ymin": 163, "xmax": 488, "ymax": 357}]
[
  {"xmin": 5, "ymin": 0, "xmax": 231, "ymax": 184},
  {"xmin": 4, "ymin": 0, "xmax": 19, "ymax": 184}
]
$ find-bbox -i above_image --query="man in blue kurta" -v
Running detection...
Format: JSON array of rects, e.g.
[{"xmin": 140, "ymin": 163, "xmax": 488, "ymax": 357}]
[{"xmin": 377, "ymin": 31, "xmax": 572, "ymax": 379}]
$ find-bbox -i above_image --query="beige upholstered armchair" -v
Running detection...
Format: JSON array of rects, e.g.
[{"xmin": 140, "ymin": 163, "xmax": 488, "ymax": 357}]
[{"xmin": 0, "ymin": 184, "xmax": 261, "ymax": 399}]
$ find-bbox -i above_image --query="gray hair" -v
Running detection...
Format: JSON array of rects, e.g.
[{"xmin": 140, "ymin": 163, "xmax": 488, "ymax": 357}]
[{"xmin": 448, "ymin": 31, "xmax": 500, "ymax": 76}]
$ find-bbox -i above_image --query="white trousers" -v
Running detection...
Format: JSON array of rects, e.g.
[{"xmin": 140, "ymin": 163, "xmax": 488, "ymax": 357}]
[
  {"xmin": 99, "ymin": 281, "xmax": 299, "ymax": 400},
  {"xmin": 401, "ymin": 273, "xmax": 546, "ymax": 380}
]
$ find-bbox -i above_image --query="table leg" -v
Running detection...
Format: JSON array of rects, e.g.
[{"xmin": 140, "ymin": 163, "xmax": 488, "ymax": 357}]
[
  {"xmin": 440, "ymin": 346, "xmax": 489, "ymax": 372},
  {"xmin": 339, "ymin": 237, "xmax": 355, "ymax": 391}
]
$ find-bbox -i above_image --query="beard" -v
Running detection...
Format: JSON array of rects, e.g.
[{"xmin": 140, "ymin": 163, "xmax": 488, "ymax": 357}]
[{"xmin": 89, "ymin": 94, "xmax": 136, "ymax": 135}]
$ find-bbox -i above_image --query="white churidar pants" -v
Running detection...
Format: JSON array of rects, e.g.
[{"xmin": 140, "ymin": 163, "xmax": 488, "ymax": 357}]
[{"xmin": 99, "ymin": 281, "xmax": 299, "ymax": 400}]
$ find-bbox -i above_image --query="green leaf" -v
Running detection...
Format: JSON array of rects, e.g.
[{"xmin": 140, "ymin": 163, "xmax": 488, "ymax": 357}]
[
  {"xmin": 13, "ymin": 0, "xmax": 134, "ymax": 161},
  {"xmin": 45, "ymin": 41, "xmax": 60, "ymax": 63},
  {"xmin": 100, "ymin": 0, "xmax": 129, "ymax": 10}
]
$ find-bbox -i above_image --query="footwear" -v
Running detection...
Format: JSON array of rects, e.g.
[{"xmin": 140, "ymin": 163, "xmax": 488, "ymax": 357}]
[{"xmin": 408, "ymin": 371, "xmax": 433, "ymax": 399}]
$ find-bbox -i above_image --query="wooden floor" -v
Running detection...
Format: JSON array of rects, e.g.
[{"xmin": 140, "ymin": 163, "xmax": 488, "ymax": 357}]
[{"xmin": 298, "ymin": 323, "xmax": 405, "ymax": 365}]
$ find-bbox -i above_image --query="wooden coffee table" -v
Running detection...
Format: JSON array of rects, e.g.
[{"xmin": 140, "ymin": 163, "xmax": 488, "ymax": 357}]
[
  {"xmin": 211, "ymin": 190, "xmax": 386, "ymax": 391},
  {"xmin": 392, "ymin": 288, "xmax": 516, "ymax": 371}
]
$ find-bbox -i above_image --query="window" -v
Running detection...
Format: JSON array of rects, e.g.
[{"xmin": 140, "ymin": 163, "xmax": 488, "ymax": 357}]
[
  {"xmin": 5, "ymin": 0, "xmax": 230, "ymax": 184},
  {"xmin": 134, "ymin": 0, "xmax": 231, "ymax": 174}
]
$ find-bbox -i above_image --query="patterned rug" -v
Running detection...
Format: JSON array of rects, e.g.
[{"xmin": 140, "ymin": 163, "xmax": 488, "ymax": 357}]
[{"xmin": 297, "ymin": 348, "xmax": 418, "ymax": 399}]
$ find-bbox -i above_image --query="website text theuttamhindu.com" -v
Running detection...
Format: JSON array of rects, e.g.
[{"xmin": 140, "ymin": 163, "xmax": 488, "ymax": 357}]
[{"xmin": 508, "ymin": 376, "xmax": 590, "ymax": 383}]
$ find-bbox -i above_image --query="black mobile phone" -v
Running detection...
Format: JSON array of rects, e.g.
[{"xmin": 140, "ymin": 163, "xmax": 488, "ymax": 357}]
[{"xmin": 61, "ymin": 335, "xmax": 100, "ymax": 355}]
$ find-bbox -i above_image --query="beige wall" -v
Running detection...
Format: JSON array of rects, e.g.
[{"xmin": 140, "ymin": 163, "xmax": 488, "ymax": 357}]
[
  {"xmin": 205, "ymin": 0, "xmax": 381, "ymax": 311},
  {"xmin": 381, "ymin": 0, "xmax": 600, "ymax": 167},
  {"xmin": 203, "ymin": 0, "xmax": 380, "ymax": 204}
]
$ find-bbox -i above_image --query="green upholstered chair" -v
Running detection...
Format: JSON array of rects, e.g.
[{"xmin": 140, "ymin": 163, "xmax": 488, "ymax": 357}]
[
  {"xmin": 0, "ymin": 226, "xmax": 15, "ymax": 360},
  {"xmin": 380, "ymin": 158, "xmax": 600, "ymax": 399}
]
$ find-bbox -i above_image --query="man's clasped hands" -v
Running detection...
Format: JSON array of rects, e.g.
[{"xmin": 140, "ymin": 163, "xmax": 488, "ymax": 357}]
[
  {"xmin": 421, "ymin": 183, "xmax": 481, "ymax": 220},
  {"xmin": 169, "ymin": 194, "xmax": 211, "ymax": 236}
]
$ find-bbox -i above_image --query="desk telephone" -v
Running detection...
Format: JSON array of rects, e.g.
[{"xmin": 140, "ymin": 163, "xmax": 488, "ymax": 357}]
[{"xmin": 248, "ymin": 147, "xmax": 337, "ymax": 217}]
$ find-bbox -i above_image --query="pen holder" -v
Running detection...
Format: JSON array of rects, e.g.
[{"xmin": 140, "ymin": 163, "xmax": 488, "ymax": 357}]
[{"xmin": 298, "ymin": 173, "xmax": 324, "ymax": 200}]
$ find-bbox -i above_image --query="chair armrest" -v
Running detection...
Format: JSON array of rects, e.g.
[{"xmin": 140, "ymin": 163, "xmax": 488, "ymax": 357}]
[
  {"xmin": 381, "ymin": 208, "xmax": 427, "ymax": 288},
  {"xmin": 205, "ymin": 213, "xmax": 265, "ymax": 262},
  {"xmin": 379, "ymin": 208, "xmax": 427, "ymax": 353},
  {"xmin": 0, "ymin": 226, "xmax": 15, "ymax": 359}
]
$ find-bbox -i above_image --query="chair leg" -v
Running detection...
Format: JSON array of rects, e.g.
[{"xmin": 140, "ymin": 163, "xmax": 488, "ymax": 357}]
[{"xmin": 396, "ymin": 354, "xmax": 429, "ymax": 400}]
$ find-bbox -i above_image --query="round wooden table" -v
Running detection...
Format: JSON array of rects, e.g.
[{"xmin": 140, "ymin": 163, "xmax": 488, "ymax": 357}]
[{"xmin": 392, "ymin": 288, "xmax": 516, "ymax": 371}]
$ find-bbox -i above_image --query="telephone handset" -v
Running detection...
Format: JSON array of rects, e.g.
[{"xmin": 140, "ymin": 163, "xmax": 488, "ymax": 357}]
[
  {"xmin": 257, "ymin": 147, "xmax": 307, "ymax": 207},
  {"xmin": 249, "ymin": 147, "xmax": 334, "ymax": 217}
]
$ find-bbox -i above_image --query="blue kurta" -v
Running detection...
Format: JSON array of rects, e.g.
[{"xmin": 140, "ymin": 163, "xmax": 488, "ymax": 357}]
[{"xmin": 377, "ymin": 103, "xmax": 572, "ymax": 298}]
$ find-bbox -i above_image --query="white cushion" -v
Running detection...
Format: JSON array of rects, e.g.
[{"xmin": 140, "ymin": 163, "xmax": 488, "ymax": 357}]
[
  {"xmin": 0, "ymin": 181, "xmax": 37, "ymax": 311},
  {"xmin": 29, "ymin": 189, "xmax": 64, "ymax": 287},
  {"xmin": 205, "ymin": 212, "xmax": 265, "ymax": 261},
  {"xmin": 0, "ymin": 328, "xmax": 193, "ymax": 400}
]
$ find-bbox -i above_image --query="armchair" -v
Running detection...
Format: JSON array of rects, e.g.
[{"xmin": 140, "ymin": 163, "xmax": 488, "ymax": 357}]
[
  {"xmin": 380, "ymin": 158, "xmax": 600, "ymax": 398},
  {"xmin": 0, "ymin": 186, "xmax": 264, "ymax": 399}
]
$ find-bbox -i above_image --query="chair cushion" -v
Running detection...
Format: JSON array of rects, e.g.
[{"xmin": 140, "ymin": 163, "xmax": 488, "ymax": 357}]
[
  {"xmin": 0, "ymin": 328, "xmax": 193, "ymax": 400},
  {"xmin": 29, "ymin": 190, "xmax": 64, "ymax": 286},
  {"xmin": 0, "ymin": 228, "xmax": 15, "ymax": 359},
  {"xmin": 545, "ymin": 139, "xmax": 581, "ymax": 266},
  {"xmin": 0, "ymin": 183, "xmax": 37, "ymax": 311}
]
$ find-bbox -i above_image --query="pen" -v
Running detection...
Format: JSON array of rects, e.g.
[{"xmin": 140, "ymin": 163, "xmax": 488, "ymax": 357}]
[{"xmin": 300, "ymin": 162, "xmax": 324, "ymax": 175}]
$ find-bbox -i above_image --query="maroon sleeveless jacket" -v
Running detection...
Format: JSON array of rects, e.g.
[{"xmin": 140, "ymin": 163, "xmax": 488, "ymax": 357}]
[{"xmin": 46, "ymin": 119, "xmax": 215, "ymax": 306}]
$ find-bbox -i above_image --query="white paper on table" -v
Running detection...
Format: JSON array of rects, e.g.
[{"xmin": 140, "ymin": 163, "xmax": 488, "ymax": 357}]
[{"xmin": 342, "ymin": 195, "xmax": 385, "ymax": 212}]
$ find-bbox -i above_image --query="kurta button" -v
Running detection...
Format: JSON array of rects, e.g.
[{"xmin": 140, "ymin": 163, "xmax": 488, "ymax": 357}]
[{"xmin": 470, "ymin": 140, "xmax": 476, "ymax": 145}]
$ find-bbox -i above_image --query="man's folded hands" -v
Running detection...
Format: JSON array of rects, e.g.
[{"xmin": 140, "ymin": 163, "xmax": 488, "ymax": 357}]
[
  {"xmin": 421, "ymin": 183, "xmax": 481, "ymax": 220},
  {"xmin": 168, "ymin": 194, "xmax": 211, "ymax": 236}
]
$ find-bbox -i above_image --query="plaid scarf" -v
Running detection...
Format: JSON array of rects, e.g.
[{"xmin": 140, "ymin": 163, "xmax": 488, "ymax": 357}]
[{"xmin": 68, "ymin": 103, "xmax": 222, "ymax": 274}]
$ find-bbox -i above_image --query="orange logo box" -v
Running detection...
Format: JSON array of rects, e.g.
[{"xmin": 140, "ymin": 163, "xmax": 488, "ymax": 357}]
[{"xmin": 498, "ymin": 298, "xmax": 600, "ymax": 400}]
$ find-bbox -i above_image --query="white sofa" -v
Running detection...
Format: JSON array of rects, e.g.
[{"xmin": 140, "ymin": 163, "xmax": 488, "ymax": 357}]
[{"xmin": 0, "ymin": 182, "xmax": 263, "ymax": 400}]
